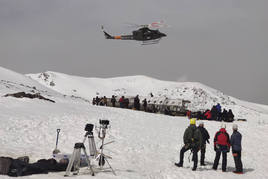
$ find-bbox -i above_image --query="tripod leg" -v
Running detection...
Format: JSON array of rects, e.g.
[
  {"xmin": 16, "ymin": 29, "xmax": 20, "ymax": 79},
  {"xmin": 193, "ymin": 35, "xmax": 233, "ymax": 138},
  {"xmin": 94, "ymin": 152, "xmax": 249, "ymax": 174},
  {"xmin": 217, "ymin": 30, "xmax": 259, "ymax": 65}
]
[
  {"xmin": 82, "ymin": 148, "xmax": 95, "ymax": 176},
  {"xmin": 104, "ymin": 157, "xmax": 116, "ymax": 176},
  {"xmin": 88, "ymin": 136, "xmax": 97, "ymax": 157},
  {"xmin": 73, "ymin": 148, "xmax": 81, "ymax": 175},
  {"xmin": 64, "ymin": 148, "xmax": 78, "ymax": 177}
]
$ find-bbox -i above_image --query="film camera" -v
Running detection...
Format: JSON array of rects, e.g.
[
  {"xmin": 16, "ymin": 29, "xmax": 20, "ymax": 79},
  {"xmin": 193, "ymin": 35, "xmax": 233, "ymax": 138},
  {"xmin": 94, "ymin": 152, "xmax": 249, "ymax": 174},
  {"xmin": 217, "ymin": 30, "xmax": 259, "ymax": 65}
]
[
  {"xmin": 99, "ymin": 120, "xmax": 109, "ymax": 129},
  {"xmin": 84, "ymin": 124, "xmax": 94, "ymax": 133}
]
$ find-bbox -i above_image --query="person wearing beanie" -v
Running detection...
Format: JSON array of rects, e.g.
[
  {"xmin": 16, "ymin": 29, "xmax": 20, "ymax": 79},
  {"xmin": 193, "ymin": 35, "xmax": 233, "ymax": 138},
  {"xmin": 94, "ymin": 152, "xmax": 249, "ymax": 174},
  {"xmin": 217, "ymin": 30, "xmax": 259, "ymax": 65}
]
[
  {"xmin": 175, "ymin": 118, "xmax": 202, "ymax": 171},
  {"xmin": 230, "ymin": 124, "xmax": 243, "ymax": 174},
  {"xmin": 197, "ymin": 122, "xmax": 210, "ymax": 166},
  {"xmin": 212, "ymin": 123, "xmax": 230, "ymax": 172}
]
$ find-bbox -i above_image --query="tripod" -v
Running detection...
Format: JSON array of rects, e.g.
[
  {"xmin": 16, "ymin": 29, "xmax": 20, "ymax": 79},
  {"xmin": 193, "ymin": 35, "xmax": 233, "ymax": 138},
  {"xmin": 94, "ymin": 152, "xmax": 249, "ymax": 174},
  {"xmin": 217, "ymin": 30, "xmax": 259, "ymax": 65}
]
[
  {"xmin": 83, "ymin": 131, "xmax": 97, "ymax": 158},
  {"xmin": 64, "ymin": 143, "xmax": 94, "ymax": 177},
  {"xmin": 96, "ymin": 126, "xmax": 116, "ymax": 175}
]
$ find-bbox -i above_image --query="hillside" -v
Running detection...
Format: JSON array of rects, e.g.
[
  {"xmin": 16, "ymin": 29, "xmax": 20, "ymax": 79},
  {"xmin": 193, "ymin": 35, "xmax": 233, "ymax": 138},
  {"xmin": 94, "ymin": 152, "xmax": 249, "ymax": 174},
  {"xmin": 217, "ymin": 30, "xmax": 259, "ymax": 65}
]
[
  {"xmin": 28, "ymin": 71, "xmax": 268, "ymax": 118},
  {"xmin": 0, "ymin": 66, "xmax": 268, "ymax": 179}
]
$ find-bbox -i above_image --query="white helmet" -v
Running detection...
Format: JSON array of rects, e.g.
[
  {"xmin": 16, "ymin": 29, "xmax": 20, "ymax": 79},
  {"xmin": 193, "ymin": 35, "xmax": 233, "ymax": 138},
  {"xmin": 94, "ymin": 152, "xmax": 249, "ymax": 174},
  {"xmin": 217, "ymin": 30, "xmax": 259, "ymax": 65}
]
[
  {"xmin": 221, "ymin": 123, "xmax": 226, "ymax": 129},
  {"xmin": 199, "ymin": 121, "xmax": 204, "ymax": 126},
  {"xmin": 233, "ymin": 124, "xmax": 238, "ymax": 130}
]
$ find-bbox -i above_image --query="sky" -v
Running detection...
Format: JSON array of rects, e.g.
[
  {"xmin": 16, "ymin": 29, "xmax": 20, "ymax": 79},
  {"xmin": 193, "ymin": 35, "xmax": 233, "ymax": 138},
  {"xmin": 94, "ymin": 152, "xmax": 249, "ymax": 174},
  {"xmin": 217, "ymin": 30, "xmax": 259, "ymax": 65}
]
[{"xmin": 0, "ymin": 0, "xmax": 267, "ymax": 105}]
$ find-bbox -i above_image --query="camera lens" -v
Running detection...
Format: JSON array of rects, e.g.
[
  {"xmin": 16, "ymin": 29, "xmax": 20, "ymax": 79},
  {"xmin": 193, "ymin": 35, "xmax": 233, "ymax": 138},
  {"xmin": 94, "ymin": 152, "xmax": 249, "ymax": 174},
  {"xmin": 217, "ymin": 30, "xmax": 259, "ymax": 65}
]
[
  {"xmin": 99, "ymin": 120, "xmax": 109, "ymax": 125},
  {"xmin": 85, "ymin": 124, "xmax": 94, "ymax": 132}
]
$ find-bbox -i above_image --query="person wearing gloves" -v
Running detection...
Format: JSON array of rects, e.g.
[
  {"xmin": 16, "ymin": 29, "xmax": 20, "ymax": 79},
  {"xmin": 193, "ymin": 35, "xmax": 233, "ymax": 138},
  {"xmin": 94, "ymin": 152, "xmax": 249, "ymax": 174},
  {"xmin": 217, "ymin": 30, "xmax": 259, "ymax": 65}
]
[{"xmin": 212, "ymin": 123, "xmax": 230, "ymax": 172}]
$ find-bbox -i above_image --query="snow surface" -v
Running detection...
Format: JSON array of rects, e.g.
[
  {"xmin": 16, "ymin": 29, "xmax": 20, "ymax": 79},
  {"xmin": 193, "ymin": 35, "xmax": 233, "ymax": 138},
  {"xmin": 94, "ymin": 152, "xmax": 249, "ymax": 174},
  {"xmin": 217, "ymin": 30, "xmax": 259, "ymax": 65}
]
[{"xmin": 1, "ymin": 66, "xmax": 268, "ymax": 179}]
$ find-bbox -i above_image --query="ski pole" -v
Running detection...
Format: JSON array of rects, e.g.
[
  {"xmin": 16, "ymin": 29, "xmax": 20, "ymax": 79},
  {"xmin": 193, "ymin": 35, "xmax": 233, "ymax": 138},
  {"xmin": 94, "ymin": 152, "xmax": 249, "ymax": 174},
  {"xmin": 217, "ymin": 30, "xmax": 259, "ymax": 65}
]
[{"xmin": 56, "ymin": 129, "xmax": 60, "ymax": 149}]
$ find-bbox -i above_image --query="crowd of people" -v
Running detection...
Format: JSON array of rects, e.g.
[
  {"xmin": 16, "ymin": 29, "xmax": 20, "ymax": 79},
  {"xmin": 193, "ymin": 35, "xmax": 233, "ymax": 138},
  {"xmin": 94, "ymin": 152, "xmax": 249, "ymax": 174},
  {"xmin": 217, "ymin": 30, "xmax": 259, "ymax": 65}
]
[
  {"xmin": 187, "ymin": 103, "xmax": 235, "ymax": 122},
  {"xmin": 175, "ymin": 118, "xmax": 243, "ymax": 173},
  {"xmin": 92, "ymin": 96, "xmax": 108, "ymax": 106},
  {"xmin": 92, "ymin": 96, "xmax": 236, "ymax": 122},
  {"xmin": 92, "ymin": 95, "xmax": 149, "ymax": 111}
]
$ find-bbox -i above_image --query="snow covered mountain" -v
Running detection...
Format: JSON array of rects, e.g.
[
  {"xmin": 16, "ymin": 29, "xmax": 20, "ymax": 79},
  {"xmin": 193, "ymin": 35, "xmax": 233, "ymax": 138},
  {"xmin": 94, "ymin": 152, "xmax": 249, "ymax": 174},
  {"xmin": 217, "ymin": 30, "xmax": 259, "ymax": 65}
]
[
  {"xmin": 27, "ymin": 71, "xmax": 268, "ymax": 118},
  {"xmin": 1, "ymin": 66, "xmax": 268, "ymax": 179}
]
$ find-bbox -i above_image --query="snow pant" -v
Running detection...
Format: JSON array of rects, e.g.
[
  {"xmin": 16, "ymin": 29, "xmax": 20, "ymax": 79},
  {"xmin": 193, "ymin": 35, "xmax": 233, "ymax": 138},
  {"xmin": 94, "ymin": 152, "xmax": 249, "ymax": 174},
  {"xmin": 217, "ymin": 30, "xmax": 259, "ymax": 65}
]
[
  {"xmin": 200, "ymin": 144, "xmax": 206, "ymax": 165},
  {"xmin": 213, "ymin": 151, "xmax": 227, "ymax": 171},
  {"xmin": 232, "ymin": 150, "xmax": 243, "ymax": 172},
  {"xmin": 179, "ymin": 145, "xmax": 198, "ymax": 168}
]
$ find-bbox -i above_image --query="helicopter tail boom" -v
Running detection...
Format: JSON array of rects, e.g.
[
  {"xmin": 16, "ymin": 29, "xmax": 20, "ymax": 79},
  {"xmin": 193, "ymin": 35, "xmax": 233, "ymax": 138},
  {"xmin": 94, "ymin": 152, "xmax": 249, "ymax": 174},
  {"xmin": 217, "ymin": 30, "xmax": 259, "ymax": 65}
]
[
  {"xmin": 104, "ymin": 33, "xmax": 133, "ymax": 40},
  {"xmin": 102, "ymin": 26, "xmax": 133, "ymax": 40}
]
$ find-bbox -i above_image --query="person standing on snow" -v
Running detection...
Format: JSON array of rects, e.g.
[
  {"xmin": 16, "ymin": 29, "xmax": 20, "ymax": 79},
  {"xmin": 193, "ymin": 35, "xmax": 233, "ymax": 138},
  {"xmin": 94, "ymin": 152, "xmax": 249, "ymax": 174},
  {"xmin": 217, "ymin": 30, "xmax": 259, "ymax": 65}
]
[
  {"xmin": 142, "ymin": 98, "xmax": 148, "ymax": 111},
  {"xmin": 134, "ymin": 95, "xmax": 140, "ymax": 110},
  {"xmin": 119, "ymin": 96, "xmax": 125, "ymax": 108},
  {"xmin": 212, "ymin": 124, "xmax": 230, "ymax": 172},
  {"xmin": 175, "ymin": 118, "xmax": 202, "ymax": 171},
  {"xmin": 197, "ymin": 122, "xmax": 210, "ymax": 166},
  {"xmin": 111, "ymin": 95, "xmax": 116, "ymax": 107},
  {"xmin": 230, "ymin": 124, "xmax": 243, "ymax": 174}
]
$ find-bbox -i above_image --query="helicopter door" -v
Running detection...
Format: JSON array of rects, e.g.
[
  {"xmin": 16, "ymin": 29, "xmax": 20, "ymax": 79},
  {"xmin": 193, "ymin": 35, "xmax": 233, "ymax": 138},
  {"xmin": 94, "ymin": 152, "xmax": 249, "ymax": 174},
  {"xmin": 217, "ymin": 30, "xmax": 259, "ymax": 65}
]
[{"xmin": 133, "ymin": 30, "xmax": 143, "ymax": 40}]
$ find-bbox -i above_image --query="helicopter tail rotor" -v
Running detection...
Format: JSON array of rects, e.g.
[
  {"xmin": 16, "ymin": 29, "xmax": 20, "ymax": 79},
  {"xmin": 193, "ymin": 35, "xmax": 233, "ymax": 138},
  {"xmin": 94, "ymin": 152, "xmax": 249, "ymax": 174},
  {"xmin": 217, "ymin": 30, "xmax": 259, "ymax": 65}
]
[{"xmin": 101, "ymin": 26, "xmax": 113, "ymax": 39}]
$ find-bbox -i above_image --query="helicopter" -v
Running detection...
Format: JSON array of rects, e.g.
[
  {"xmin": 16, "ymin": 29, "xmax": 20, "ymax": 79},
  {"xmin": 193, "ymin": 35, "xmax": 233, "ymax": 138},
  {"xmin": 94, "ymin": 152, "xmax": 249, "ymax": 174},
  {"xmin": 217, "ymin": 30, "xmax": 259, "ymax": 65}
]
[{"xmin": 101, "ymin": 21, "xmax": 167, "ymax": 45}]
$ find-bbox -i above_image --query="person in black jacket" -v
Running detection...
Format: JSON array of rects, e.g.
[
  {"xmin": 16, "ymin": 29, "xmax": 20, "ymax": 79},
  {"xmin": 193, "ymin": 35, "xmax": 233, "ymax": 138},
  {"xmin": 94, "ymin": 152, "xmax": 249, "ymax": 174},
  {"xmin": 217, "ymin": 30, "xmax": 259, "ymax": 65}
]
[
  {"xmin": 175, "ymin": 118, "xmax": 202, "ymax": 171},
  {"xmin": 134, "ymin": 95, "xmax": 140, "ymax": 110},
  {"xmin": 124, "ymin": 98, "xmax": 129, "ymax": 109},
  {"xmin": 222, "ymin": 109, "xmax": 228, "ymax": 122},
  {"xmin": 142, "ymin": 98, "xmax": 147, "ymax": 111},
  {"xmin": 197, "ymin": 122, "xmax": 210, "ymax": 166},
  {"xmin": 230, "ymin": 124, "xmax": 243, "ymax": 174},
  {"xmin": 211, "ymin": 106, "xmax": 218, "ymax": 121},
  {"xmin": 227, "ymin": 109, "xmax": 235, "ymax": 122},
  {"xmin": 111, "ymin": 95, "xmax": 116, "ymax": 107}
]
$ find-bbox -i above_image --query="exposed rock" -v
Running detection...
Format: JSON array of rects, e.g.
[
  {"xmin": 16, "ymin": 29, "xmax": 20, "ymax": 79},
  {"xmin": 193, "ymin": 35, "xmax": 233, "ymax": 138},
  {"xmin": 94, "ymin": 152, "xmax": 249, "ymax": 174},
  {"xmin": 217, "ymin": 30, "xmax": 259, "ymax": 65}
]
[{"xmin": 4, "ymin": 92, "xmax": 55, "ymax": 103}]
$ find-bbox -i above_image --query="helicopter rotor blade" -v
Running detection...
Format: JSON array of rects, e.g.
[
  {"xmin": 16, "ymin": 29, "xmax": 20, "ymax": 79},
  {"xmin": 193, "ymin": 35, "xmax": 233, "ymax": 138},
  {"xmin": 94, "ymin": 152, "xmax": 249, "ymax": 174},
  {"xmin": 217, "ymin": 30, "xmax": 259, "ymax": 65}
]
[
  {"xmin": 123, "ymin": 22, "xmax": 149, "ymax": 29},
  {"xmin": 123, "ymin": 21, "xmax": 169, "ymax": 29},
  {"xmin": 148, "ymin": 21, "xmax": 169, "ymax": 29}
]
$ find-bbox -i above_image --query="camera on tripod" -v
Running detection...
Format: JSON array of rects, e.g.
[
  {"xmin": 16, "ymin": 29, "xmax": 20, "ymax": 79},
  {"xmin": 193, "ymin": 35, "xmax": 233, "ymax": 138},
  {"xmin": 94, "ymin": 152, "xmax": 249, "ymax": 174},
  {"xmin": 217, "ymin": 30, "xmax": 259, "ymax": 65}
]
[
  {"xmin": 64, "ymin": 120, "xmax": 116, "ymax": 177},
  {"xmin": 99, "ymin": 120, "xmax": 109, "ymax": 129},
  {"xmin": 84, "ymin": 124, "xmax": 94, "ymax": 134}
]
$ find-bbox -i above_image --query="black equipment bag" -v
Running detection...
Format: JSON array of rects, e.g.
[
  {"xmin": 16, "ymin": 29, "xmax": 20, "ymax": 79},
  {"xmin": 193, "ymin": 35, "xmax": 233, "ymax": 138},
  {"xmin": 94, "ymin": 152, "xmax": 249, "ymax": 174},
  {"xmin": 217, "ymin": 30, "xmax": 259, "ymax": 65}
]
[{"xmin": 0, "ymin": 157, "xmax": 13, "ymax": 175}]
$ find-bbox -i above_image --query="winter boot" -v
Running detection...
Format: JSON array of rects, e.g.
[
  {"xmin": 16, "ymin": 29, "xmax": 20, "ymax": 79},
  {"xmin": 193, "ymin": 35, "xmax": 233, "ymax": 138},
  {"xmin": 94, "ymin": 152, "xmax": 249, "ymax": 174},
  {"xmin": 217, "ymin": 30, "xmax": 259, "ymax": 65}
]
[{"xmin": 174, "ymin": 162, "xmax": 183, "ymax": 167}]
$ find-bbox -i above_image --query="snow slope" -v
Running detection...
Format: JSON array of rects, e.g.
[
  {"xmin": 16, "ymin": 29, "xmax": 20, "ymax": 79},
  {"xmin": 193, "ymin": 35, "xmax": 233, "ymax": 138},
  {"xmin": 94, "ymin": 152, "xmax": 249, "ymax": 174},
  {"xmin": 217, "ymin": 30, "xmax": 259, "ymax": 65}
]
[
  {"xmin": 28, "ymin": 71, "xmax": 268, "ymax": 118},
  {"xmin": 1, "ymin": 66, "xmax": 268, "ymax": 179}
]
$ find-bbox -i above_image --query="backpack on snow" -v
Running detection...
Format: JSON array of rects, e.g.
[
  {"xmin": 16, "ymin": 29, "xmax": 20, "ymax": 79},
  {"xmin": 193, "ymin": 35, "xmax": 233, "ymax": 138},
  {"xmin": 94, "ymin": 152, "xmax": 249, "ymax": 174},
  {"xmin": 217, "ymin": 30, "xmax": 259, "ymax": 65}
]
[{"xmin": 0, "ymin": 157, "xmax": 13, "ymax": 175}]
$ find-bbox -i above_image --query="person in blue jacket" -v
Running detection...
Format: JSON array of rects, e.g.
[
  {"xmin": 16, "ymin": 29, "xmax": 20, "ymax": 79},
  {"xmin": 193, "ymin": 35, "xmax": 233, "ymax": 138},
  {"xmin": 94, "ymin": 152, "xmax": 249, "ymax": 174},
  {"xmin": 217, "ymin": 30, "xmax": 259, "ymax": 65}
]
[
  {"xmin": 215, "ymin": 103, "xmax": 222, "ymax": 121},
  {"xmin": 230, "ymin": 124, "xmax": 243, "ymax": 174}
]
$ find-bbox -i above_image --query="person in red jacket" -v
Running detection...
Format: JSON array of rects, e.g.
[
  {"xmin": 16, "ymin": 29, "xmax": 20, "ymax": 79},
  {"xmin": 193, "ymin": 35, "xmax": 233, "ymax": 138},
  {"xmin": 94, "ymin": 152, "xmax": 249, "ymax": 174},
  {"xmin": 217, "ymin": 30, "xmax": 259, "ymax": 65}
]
[
  {"xmin": 186, "ymin": 110, "xmax": 191, "ymax": 119},
  {"xmin": 204, "ymin": 110, "xmax": 212, "ymax": 120},
  {"xmin": 212, "ymin": 124, "xmax": 230, "ymax": 172},
  {"xmin": 119, "ymin": 96, "xmax": 125, "ymax": 108}
]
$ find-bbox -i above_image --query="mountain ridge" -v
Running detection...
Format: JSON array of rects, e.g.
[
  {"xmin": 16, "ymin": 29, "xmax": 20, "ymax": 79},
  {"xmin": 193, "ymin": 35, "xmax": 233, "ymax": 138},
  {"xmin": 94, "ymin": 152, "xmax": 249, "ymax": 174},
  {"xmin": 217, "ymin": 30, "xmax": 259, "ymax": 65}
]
[{"xmin": 26, "ymin": 70, "xmax": 268, "ymax": 117}]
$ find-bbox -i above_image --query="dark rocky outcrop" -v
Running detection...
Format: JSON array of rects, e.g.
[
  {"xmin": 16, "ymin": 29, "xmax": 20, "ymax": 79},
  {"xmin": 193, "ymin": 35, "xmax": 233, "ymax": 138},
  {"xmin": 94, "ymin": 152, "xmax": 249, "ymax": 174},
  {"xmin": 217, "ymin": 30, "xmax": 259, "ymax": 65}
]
[{"xmin": 4, "ymin": 92, "xmax": 55, "ymax": 103}]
